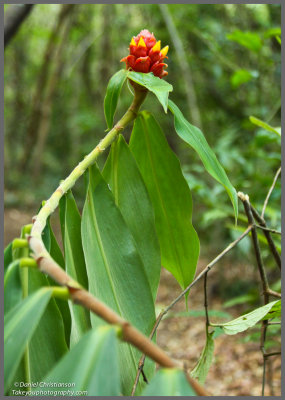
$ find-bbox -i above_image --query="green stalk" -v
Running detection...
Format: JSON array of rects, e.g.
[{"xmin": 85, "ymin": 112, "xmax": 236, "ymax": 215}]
[
  {"xmin": 14, "ymin": 226, "xmax": 32, "ymax": 392},
  {"xmin": 31, "ymin": 87, "xmax": 147, "ymax": 239}
]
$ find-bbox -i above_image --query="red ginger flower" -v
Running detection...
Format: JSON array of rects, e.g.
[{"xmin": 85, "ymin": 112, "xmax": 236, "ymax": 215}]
[{"xmin": 121, "ymin": 29, "xmax": 169, "ymax": 79}]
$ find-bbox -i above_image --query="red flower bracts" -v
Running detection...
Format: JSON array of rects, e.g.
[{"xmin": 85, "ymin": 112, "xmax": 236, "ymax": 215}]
[{"xmin": 121, "ymin": 29, "xmax": 169, "ymax": 79}]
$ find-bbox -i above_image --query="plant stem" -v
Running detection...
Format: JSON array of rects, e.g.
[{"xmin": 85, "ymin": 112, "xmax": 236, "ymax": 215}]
[{"xmin": 31, "ymin": 87, "xmax": 147, "ymax": 240}]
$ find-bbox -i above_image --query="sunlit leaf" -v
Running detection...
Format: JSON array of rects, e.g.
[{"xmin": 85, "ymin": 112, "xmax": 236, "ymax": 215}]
[
  {"xmin": 128, "ymin": 71, "xmax": 173, "ymax": 112},
  {"xmin": 216, "ymin": 300, "xmax": 280, "ymax": 335},
  {"xmin": 227, "ymin": 30, "xmax": 262, "ymax": 52},
  {"xmin": 250, "ymin": 116, "xmax": 281, "ymax": 137}
]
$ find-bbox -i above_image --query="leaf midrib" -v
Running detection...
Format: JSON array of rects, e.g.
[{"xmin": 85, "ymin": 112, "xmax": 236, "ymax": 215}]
[{"xmin": 140, "ymin": 116, "xmax": 185, "ymax": 286}]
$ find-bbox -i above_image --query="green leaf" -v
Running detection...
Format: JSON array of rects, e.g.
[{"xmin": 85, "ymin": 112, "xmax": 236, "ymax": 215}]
[
  {"xmin": 59, "ymin": 191, "xmax": 91, "ymax": 346},
  {"xmin": 130, "ymin": 111, "xmax": 199, "ymax": 294},
  {"xmin": 104, "ymin": 69, "xmax": 128, "ymax": 130},
  {"xmin": 81, "ymin": 164, "xmax": 156, "ymax": 394},
  {"xmin": 250, "ymin": 116, "xmax": 281, "ymax": 137},
  {"xmin": 142, "ymin": 368, "xmax": 197, "ymax": 396},
  {"xmin": 43, "ymin": 217, "xmax": 71, "ymax": 347},
  {"xmin": 230, "ymin": 69, "xmax": 258, "ymax": 88},
  {"xmin": 262, "ymin": 300, "xmax": 281, "ymax": 320},
  {"xmin": 191, "ymin": 331, "xmax": 214, "ymax": 383},
  {"xmin": 39, "ymin": 326, "xmax": 121, "ymax": 396},
  {"xmin": 103, "ymin": 135, "xmax": 161, "ymax": 300},
  {"xmin": 264, "ymin": 27, "xmax": 281, "ymax": 38},
  {"xmin": 216, "ymin": 300, "xmax": 280, "ymax": 335},
  {"xmin": 27, "ymin": 268, "xmax": 68, "ymax": 383},
  {"xmin": 128, "ymin": 71, "xmax": 173, "ymax": 113},
  {"xmin": 227, "ymin": 30, "xmax": 262, "ymax": 52},
  {"xmin": 4, "ymin": 288, "xmax": 52, "ymax": 394},
  {"xmin": 4, "ymin": 260, "xmax": 22, "ymax": 315},
  {"xmin": 4, "ymin": 242, "xmax": 13, "ymax": 273},
  {"xmin": 168, "ymin": 100, "xmax": 238, "ymax": 221}
]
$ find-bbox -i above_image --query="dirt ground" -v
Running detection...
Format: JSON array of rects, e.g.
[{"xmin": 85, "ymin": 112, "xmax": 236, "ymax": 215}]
[{"xmin": 4, "ymin": 208, "xmax": 281, "ymax": 396}]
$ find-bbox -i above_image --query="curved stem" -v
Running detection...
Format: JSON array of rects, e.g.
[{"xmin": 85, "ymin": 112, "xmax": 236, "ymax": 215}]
[
  {"xmin": 31, "ymin": 88, "xmax": 147, "ymax": 240},
  {"xmin": 27, "ymin": 90, "xmax": 209, "ymax": 396}
]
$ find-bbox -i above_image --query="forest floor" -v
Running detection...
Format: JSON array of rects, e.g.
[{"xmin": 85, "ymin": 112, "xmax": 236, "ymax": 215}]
[{"xmin": 4, "ymin": 208, "xmax": 281, "ymax": 396}]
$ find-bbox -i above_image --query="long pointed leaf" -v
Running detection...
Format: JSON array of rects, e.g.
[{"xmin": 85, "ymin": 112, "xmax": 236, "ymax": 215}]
[
  {"xmin": 4, "ymin": 288, "xmax": 52, "ymax": 393},
  {"xmin": 103, "ymin": 135, "xmax": 161, "ymax": 300},
  {"xmin": 81, "ymin": 164, "xmax": 156, "ymax": 394},
  {"xmin": 38, "ymin": 326, "xmax": 121, "ymax": 396},
  {"xmin": 168, "ymin": 100, "xmax": 238, "ymax": 221},
  {"xmin": 104, "ymin": 69, "xmax": 128, "ymax": 130},
  {"xmin": 130, "ymin": 111, "xmax": 200, "ymax": 293},
  {"xmin": 128, "ymin": 71, "xmax": 173, "ymax": 112},
  {"xmin": 59, "ymin": 191, "xmax": 91, "ymax": 346},
  {"xmin": 142, "ymin": 368, "xmax": 197, "ymax": 396}
]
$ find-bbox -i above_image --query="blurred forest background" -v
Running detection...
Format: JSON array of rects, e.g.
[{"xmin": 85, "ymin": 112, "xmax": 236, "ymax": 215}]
[{"xmin": 4, "ymin": 4, "xmax": 281, "ymax": 395}]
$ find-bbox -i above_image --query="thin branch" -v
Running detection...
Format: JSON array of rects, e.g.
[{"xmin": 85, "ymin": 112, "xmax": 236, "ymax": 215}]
[
  {"xmin": 261, "ymin": 167, "xmax": 281, "ymax": 219},
  {"xmin": 131, "ymin": 310, "xmax": 164, "ymax": 396},
  {"xmin": 250, "ymin": 205, "xmax": 281, "ymax": 270},
  {"xmin": 255, "ymin": 225, "xmax": 281, "ymax": 235},
  {"xmin": 161, "ymin": 226, "xmax": 252, "ymax": 315},
  {"xmin": 264, "ymin": 351, "xmax": 281, "ymax": 358},
  {"xmin": 131, "ymin": 225, "xmax": 252, "ymax": 390},
  {"xmin": 4, "ymin": 5, "xmax": 34, "ymax": 48},
  {"xmin": 204, "ymin": 272, "xmax": 210, "ymax": 328},
  {"xmin": 238, "ymin": 192, "xmax": 271, "ymax": 396},
  {"xmin": 238, "ymin": 193, "xmax": 270, "ymax": 295}
]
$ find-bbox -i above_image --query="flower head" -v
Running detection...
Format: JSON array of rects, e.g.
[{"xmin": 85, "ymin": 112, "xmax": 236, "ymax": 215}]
[{"xmin": 121, "ymin": 29, "xmax": 169, "ymax": 79}]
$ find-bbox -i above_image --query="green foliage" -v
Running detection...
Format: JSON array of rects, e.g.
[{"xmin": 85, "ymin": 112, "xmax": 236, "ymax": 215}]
[
  {"xmin": 39, "ymin": 326, "xmax": 121, "ymax": 396},
  {"xmin": 142, "ymin": 368, "xmax": 196, "ymax": 396},
  {"xmin": 249, "ymin": 115, "xmax": 281, "ymax": 137},
  {"xmin": 130, "ymin": 111, "xmax": 199, "ymax": 294},
  {"xmin": 215, "ymin": 300, "xmax": 280, "ymax": 335},
  {"xmin": 81, "ymin": 164, "xmax": 156, "ymax": 394},
  {"xmin": 227, "ymin": 30, "xmax": 262, "ymax": 52},
  {"xmin": 128, "ymin": 71, "xmax": 173, "ymax": 112},
  {"xmin": 59, "ymin": 191, "xmax": 91, "ymax": 346},
  {"xmin": 103, "ymin": 135, "xmax": 161, "ymax": 299},
  {"xmin": 191, "ymin": 331, "xmax": 214, "ymax": 384},
  {"xmin": 4, "ymin": 288, "xmax": 52, "ymax": 393},
  {"xmin": 104, "ymin": 69, "xmax": 128, "ymax": 130},
  {"xmin": 169, "ymin": 100, "xmax": 238, "ymax": 221}
]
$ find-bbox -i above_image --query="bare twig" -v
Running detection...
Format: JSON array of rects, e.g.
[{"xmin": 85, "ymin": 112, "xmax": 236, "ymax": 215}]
[
  {"xmin": 255, "ymin": 225, "xmax": 281, "ymax": 235},
  {"xmin": 4, "ymin": 5, "xmax": 34, "ymax": 48},
  {"xmin": 261, "ymin": 167, "xmax": 281, "ymax": 219},
  {"xmin": 250, "ymin": 205, "xmax": 281, "ymax": 270},
  {"xmin": 131, "ymin": 310, "xmax": 164, "ymax": 396},
  {"xmin": 238, "ymin": 192, "xmax": 272, "ymax": 396},
  {"xmin": 131, "ymin": 226, "xmax": 252, "ymax": 391},
  {"xmin": 204, "ymin": 272, "xmax": 210, "ymax": 328},
  {"xmin": 264, "ymin": 351, "xmax": 281, "ymax": 358}
]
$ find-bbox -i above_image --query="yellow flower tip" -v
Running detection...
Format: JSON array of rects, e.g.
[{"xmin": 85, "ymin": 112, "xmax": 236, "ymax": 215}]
[
  {"xmin": 130, "ymin": 37, "xmax": 136, "ymax": 46},
  {"xmin": 138, "ymin": 37, "xmax": 146, "ymax": 48},
  {"xmin": 152, "ymin": 40, "xmax": 161, "ymax": 52},
  {"xmin": 161, "ymin": 45, "xmax": 169, "ymax": 57}
]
